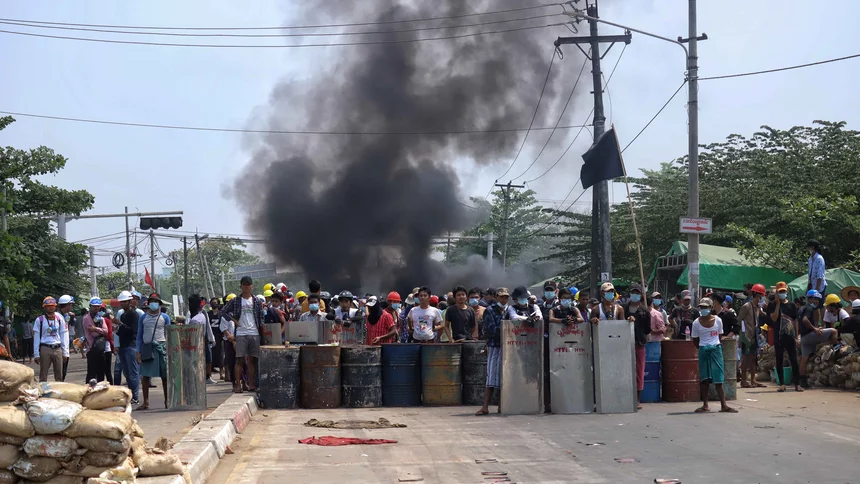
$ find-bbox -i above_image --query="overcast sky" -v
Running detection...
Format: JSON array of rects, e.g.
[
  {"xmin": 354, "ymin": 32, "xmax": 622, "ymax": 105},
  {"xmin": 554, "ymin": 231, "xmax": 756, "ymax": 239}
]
[{"xmin": 1, "ymin": 0, "xmax": 858, "ymax": 276}]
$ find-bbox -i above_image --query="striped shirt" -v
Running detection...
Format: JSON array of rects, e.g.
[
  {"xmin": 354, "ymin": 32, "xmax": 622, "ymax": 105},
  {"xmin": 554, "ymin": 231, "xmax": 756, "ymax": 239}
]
[{"xmin": 365, "ymin": 311, "xmax": 396, "ymax": 345}]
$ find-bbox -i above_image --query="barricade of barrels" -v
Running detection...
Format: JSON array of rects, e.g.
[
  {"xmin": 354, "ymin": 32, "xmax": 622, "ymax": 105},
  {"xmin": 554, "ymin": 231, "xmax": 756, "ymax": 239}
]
[
  {"xmin": 644, "ymin": 339, "xmax": 738, "ymax": 403},
  {"xmin": 258, "ymin": 342, "xmax": 495, "ymax": 409}
]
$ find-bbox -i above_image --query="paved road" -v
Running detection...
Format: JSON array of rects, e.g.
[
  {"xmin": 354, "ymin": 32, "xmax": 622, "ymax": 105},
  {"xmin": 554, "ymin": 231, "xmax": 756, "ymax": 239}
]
[
  {"xmin": 26, "ymin": 352, "xmax": 234, "ymax": 444},
  {"xmin": 209, "ymin": 386, "xmax": 860, "ymax": 484}
]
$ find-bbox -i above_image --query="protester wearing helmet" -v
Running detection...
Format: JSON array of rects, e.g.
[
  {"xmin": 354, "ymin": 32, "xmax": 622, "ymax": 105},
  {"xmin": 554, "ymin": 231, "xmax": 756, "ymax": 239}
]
[
  {"xmin": 382, "ymin": 292, "xmax": 404, "ymax": 344},
  {"xmin": 82, "ymin": 296, "xmax": 114, "ymax": 386},
  {"xmin": 293, "ymin": 291, "xmax": 308, "ymax": 321},
  {"xmin": 798, "ymin": 289, "xmax": 838, "ymax": 389},
  {"xmin": 33, "ymin": 296, "xmax": 70, "ymax": 382},
  {"xmin": 738, "ymin": 283, "xmax": 767, "ymax": 388},
  {"xmin": 823, "ymin": 294, "xmax": 848, "ymax": 329},
  {"xmin": 57, "ymin": 295, "xmax": 77, "ymax": 361},
  {"xmin": 264, "ymin": 291, "xmax": 287, "ymax": 344},
  {"xmin": 330, "ymin": 291, "xmax": 365, "ymax": 333},
  {"xmin": 767, "ymin": 282, "xmax": 802, "ymax": 392}
]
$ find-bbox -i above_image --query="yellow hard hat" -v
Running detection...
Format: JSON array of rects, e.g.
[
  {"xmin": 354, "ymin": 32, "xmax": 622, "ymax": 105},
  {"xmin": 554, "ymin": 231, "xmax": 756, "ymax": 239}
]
[
  {"xmin": 263, "ymin": 290, "xmax": 274, "ymax": 297},
  {"xmin": 263, "ymin": 283, "xmax": 274, "ymax": 292},
  {"xmin": 296, "ymin": 291, "xmax": 308, "ymax": 299},
  {"xmin": 824, "ymin": 294, "xmax": 841, "ymax": 306},
  {"xmin": 226, "ymin": 293, "xmax": 236, "ymax": 302}
]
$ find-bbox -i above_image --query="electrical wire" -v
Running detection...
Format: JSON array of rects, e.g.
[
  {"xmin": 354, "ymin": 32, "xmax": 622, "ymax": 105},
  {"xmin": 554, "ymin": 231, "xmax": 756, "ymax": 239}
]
[
  {"xmin": 522, "ymin": 43, "xmax": 626, "ymax": 184},
  {"xmin": 508, "ymin": 55, "xmax": 588, "ymax": 182},
  {"xmin": 0, "ymin": 110, "xmax": 588, "ymax": 136},
  {"xmin": 0, "ymin": 13, "xmax": 564, "ymax": 38},
  {"xmin": 0, "ymin": 3, "xmax": 562, "ymax": 31},
  {"xmin": 69, "ymin": 230, "xmax": 126, "ymax": 244},
  {"xmin": 0, "ymin": 22, "xmax": 565, "ymax": 49},
  {"xmin": 700, "ymin": 53, "xmax": 860, "ymax": 81},
  {"xmin": 507, "ymin": 179, "xmax": 586, "ymax": 241},
  {"xmin": 620, "ymin": 80, "xmax": 686, "ymax": 153},
  {"xmin": 483, "ymin": 48, "xmax": 559, "ymax": 200}
]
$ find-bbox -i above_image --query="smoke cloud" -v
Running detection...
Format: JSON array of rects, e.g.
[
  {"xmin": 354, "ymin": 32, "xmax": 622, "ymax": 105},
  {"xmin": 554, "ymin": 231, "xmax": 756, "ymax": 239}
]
[{"xmin": 233, "ymin": 1, "xmax": 574, "ymax": 294}]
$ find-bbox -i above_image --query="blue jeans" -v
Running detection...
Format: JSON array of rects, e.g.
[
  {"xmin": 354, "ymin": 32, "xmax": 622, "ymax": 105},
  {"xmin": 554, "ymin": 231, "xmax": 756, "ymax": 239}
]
[{"xmin": 117, "ymin": 346, "xmax": 140, "ymax": 401}]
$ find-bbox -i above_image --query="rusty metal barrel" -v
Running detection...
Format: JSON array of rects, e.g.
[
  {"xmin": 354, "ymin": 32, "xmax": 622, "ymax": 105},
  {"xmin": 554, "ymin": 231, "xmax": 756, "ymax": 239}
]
[
  {"xmin": 260, "ymin": 322, "xmax": 282, "ymax": 346},
  {"xmin": 462, "ymin": 341, "xmax": 487, "ymax": 405},
  {"xmin": 341, "ymin": 346, "xmax": 382, "ymax": 408},
  {"xmin": 421, "ymin": 344, "xmax": 462, "ymax": 406},
  {"xmin": 381, "ymin": 344, "xmax": 421, "ymax": 406},
  {"xmin": 259, "ymin": 346, "xmax": 300, "ymax": 409},
  {"xmin": 300, "ymin": 346, "xmax": 341, "ymax": 409},
  {"xmin": 661, "ymin": 340, "xmax": 699, "ymax": 402},
  {"xmin": 708, "ymin": 339, "xmax": 738, "ymax": 401}
]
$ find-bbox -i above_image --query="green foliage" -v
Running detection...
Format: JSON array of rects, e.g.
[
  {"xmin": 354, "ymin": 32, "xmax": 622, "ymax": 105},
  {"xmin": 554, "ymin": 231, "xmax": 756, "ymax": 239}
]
[
  {"xmin": 0, "ymin": 116, "xmax": 94, "ymax": 315},
  {"xmin": 96, "ymin": 271, "xmax": 143, "ymax": 300}
]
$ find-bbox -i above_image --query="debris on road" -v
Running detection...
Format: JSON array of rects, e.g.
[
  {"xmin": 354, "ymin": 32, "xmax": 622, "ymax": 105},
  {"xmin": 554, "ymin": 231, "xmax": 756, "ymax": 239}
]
[
  {"xmin": 654, "ymin": 479, "xmax": 681, "ymax": 483},
  {"xmin": 298, "ymin": 436, "xmax": 398, "ymax": 446},
  {"xmin": 614, "ymin": 458, "xmax": 638, "ymax": 463},
  {"xmin": 304, "ymin": 418, "xmax": 406, "ymax": 429}
]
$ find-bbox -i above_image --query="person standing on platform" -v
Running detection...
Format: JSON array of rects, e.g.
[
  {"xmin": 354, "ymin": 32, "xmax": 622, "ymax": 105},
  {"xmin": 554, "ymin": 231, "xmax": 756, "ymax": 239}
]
[
  {"xmin": 221, "ymin": 277, "xmax": 264, "ymax": 393},
  {"xmin": 384, "ymin": 292, "xmax": 404, "ymax": 342},
  {"xmin": 408, "ymin": 287, "xmax": 442, "ymax": 344},
  {"xmin": 649, "ymin": 292, "xmax": 669, "ymax": 341},
  {"xmin": 366, "ymin": 295, "xmax": 397, "ymax": 345},
  {"xmin": 623, "ymin": 284, "xmax": 652, "ymax": 410},
  {"xmin": 692, "ymin": 298, "xmax": 737, "ymax": 413},
  {"xmin": 590, "ymin": 282, "xmax": 625, "ymax": 323},
  {"xmin": 476, "ymin": 288, "xmax": 506, "ymax": 416},
  {"xmin": 299, "ymin": 294, "xmax": 327, "ymax": 321},
  {"xmin": 806, "ymin": 239, "xmax": 827, "ymax": 294},
  {"xmin": 444, "ymin": 286, "xmax": 475, "ymax": 343},
  {"xmin": 33, "ymin": 296, "xmax": 69, "ymax": 382},
  {"xmin": 767, "ymin": 282, "xmax": 803, "ymax": 393},
  {"xmin": 737, "ymin": 284, "xmax": 766, "ymax": 388},
  {"xmin": 712, "ymin": 292, "xmax": 739, "ymax": 338}
]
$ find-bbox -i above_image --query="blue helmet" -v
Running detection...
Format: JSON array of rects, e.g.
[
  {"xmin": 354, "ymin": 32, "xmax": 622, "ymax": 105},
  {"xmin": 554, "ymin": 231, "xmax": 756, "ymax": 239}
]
[
  {"xmin": 569, "ymin": 287, "xmax": 579, "ymax": 297},
  {"xmin": 724, "ymin": 295, "xmax": 733, "ymax": 304},
  {"xmin": 89, "ymin": 297, "xmax": 102, "ymax": 306},
  {"xmin": 806, "ymin": 289, "xmax": 822, "ymax": 300}
]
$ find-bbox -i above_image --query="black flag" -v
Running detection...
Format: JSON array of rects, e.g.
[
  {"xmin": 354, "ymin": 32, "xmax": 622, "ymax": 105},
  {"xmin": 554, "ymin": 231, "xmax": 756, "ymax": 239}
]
[{"xmin": 580, "ymin": 127, "xmax": 625, "ymax": 189}]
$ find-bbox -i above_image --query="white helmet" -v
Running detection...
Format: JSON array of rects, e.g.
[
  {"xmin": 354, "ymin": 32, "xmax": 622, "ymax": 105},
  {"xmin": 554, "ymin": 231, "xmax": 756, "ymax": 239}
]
[
  {"xmin": 256, "ymin": 294, "xmax": 266, "ymax": 303},
  {"xmin": 276, "ymin": 283, "xmax": 287, "ymax": 293},
  {"xmin": 58, "ymin": 295, "xmax": 74, "ymax": 305},
  {"xmin": 117, "ymin": 291, "xmax": 133, "ymax": 302}
]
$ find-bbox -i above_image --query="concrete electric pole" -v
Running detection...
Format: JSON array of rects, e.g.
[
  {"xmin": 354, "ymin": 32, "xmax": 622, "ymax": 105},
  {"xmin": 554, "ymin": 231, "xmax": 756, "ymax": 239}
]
[
  {"xmin": 683, "ymin": 0, "xmax": 703, "ymax": 300},
  {"xmin": 494, "ymin": 181, "xmax": 525, "ymax": 269}
]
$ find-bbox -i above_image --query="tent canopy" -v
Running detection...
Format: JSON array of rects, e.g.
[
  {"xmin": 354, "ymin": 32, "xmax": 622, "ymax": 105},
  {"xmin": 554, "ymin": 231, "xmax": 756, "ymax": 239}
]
[
  {"xmin": 654, "ymin": 241, "xmax": 795, "ymax": 292},
  {"xmin": 787, "ymin": 268, "xmax": 860, "ymax": 302}
]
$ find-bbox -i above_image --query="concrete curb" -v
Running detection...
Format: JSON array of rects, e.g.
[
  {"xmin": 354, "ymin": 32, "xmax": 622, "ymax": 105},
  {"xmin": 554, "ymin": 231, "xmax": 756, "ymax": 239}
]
[
  {"xmin": 137, "ymin": 476, "xmax": 185, "ymax": 484},
  {"xmin": 173, "ymin": 393, "xmax": 259, "ymax": 483}
]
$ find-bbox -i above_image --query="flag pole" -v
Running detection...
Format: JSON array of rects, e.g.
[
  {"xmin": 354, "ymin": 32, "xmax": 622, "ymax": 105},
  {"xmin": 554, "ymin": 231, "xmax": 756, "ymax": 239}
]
[{"xmin": 614, "ymin": 125, "xmax": 647, "ymax": 291}]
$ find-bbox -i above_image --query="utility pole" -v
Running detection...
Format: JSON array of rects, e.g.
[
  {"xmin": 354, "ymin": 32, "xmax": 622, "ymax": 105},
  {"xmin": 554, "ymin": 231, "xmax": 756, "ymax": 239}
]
[
  {"xmin": 220, "ymin": 270, "xmax": 226, "ymax": 296},
  {"xmin": 486, "ymin": 233, "xmax": 494, "ymax": 271},
  {"xmin": 124, "ymin": 207, "xmax": 132, "ymax": 289},
  {"xmin": 494, "ymin": 181, "xmax": 525, "ymax": 269},
  {"xmin": 149, "ymin": 230, "xmax": 156, "ymax": 292},
  {"xmin": 683, "ymin": 0, "xmax": 702, "ymax": 300},
  {"xmin": 445, "ymin": 230, "xmax": 452, "ymax": 263},
  {"xmin": 183, "ymin": 237, "xmax": 189, "ymax": 301},
  {"xmin": 89, "ymin": 246, "xmax": 97, "ymax": 297},
  {"xmin": 555, "ymin": 1, "xmax": 631, "ymax": 293}
]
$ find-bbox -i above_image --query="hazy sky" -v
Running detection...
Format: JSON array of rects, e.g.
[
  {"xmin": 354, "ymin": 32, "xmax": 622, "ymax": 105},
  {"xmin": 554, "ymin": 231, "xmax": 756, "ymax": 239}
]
[{"xmin": 1, "ymin": 0, "xmax": 858, "ymax": 277}]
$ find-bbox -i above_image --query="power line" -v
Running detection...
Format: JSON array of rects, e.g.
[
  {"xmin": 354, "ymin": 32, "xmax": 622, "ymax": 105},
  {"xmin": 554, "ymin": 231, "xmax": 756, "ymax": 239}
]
[
  {"xmin": 0, "ymin": 21, "xmax": 565, "ymax": 48},
  {"xmin": 69, "ymin": 230, "xmax": 126, "ymax": 244},
  {"xmin": 0, "ymin": 3, "xmax": 562, "ymax": 31},
  {"xmin": 484, "ymin": 48, "xmax": 559, "ymax": 200},
  {"xmin": 700, "ymin": 52, "xmax": 860, "ymax": 81},
  {"xmin": 508, "ymin": 179, "xmax": 586, "ymax": 241},
  {"xmin": 522, "ymin": 43, "xmax": 626, "ymax": 184},
  {"xmin": 621, "ymin": 80, "xmax": 687, "ymax": 153},
  {"xmin": 509, "ymin": 55, "xmax": 588, "ymax": 181},
  {"xmin": 0, "ymin": 13, "xmax": 563, "ymax": 39},
  {"xmin": 0, "ymin": 110, "xmax": 588, "ymax": 136}
]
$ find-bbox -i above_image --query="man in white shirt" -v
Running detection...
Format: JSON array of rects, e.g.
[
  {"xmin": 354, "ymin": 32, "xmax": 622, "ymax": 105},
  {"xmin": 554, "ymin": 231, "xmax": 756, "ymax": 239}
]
[
  {"xmin": 33, "ymin": 296, "xmax": 70, "ymax": 382},
  {"xmin": 691, "ymin": 298, "xmax": 736, "ymax": 414},
  {"xmin": 408, "ymin": 287, "xmax": 442, "ymax": 343}
]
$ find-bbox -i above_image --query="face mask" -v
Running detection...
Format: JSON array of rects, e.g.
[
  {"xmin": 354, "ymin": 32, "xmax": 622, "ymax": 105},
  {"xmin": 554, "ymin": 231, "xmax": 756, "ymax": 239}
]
[
  {"xmin": 630, "ymin": 294, "xmax": 641, "ymax": 303},
  {"xmin": 699, "ymin": 308, "xmax": 711, "ymax": 317},
  {"xmin": 517, "ymin": 298, "xmax": 528, "ymax": 306},
  {"xmin": 391, "ymin": 303, "xmax": 401, "ymax": 310},
  {"xmin": 653, "ymin": 299, "xmax": 663, "ymax": 306},
  {"xmin": 560, "ymin": 299, "xmax": 572, "ymax": 308},
  {"xmin": 544, "ymin": 291, "xmax": 555, "ymax": 300},
  {"xmin": 97, "ymin": 311, "xmax": 105, "ymax": 317},
  {"xmin": 603, "ymin": 292, "xmax": 614, "ymax": 301},
  {"xmin": 469, "ymin": 298, "xmax": 479, "ymax": 307},
  {"xmin": 309, "ymin": 303, "xmax": 320, "ymax": 311},
  {"xmin": 810, "ymin": 303, "xmax": 818, "ymax": 309},
  {"xmin": 778, "ymin": 293, "xmax": 788, "ymax": 300},
  {"xmin": 149, "ymin": 302, "xmax": 160, "ymax": 311}
]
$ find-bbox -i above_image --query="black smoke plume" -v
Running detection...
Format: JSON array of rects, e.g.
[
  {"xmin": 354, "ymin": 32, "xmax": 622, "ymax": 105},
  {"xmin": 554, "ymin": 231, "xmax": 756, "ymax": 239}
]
[{"xmin": 234, "ymin": 1, "xmax": 572, "ymax": 294}]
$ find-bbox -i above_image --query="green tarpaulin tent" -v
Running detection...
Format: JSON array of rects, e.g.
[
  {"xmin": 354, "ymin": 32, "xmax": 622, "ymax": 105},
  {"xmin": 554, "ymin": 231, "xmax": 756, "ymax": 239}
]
[
  {"xmin": 653, "ymin": 241, "xmax": 796, "ymax": 292},
  {"xmin": 787, "ymin": 268, "xmax": 860, "ymax": 302}
]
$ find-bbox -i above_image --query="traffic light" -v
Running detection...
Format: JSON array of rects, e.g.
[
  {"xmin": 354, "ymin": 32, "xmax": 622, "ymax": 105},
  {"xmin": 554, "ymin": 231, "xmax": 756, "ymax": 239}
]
[{"xmin": 140, "ymin": 216, "xmax": 183, "ymax": 230}]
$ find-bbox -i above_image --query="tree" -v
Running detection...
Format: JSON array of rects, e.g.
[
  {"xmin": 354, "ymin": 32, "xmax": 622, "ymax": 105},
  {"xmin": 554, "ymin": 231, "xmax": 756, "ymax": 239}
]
[
  {"xmin": 442, "ymin": 188, "xmax": 552, "ymax": 267},
  {"xmin": 96, "ymin": 271, "xmax": 143, "ymax": 301},
  {"xmin": 1, "ymin": 116, "xmax": 94, "ymax": 315},
  {"xmin": 160, "ymin": 237, "xmax": 261, "ymax": 301}
]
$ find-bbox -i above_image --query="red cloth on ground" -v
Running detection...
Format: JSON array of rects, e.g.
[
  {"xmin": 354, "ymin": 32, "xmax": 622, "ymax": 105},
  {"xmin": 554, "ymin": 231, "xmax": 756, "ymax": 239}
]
[{"xmin": 298, "ymin": 436, "xmax": 398, "ymax": 446}]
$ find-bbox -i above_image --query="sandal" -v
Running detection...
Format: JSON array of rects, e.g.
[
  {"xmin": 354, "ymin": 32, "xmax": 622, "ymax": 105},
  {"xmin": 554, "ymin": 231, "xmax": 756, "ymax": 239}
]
[
  {"xmin": 740, "ymin": 382, "xmax": 751, "ymax": 388},
  {"xmin": 233, "ymin": 387, "xmax": 244, "ymax": 394},
  {"xmin": 777, "ymin": 385, "xmax": 786, "ymax": 393},
  {"xmin": 753, "ymin": 382, "xmax": 766, "ymax": 388},
  {"xmin": 720, "ymin": 407, "xmax": 738, "ymax": 413},
  {"xmin": 136, "ymin": 404, "xmax": 149, "ymax": 411},
  {"xmin": 475, "ymin": 409, "xmax": 489, "ymax": 416},
  {"xmin": 694, "ymin": 407, "xmax": 710, "ymax": 413},
  {"xmin": 794, "ymin": 386, "xmax": 804, "ymax": 392}
]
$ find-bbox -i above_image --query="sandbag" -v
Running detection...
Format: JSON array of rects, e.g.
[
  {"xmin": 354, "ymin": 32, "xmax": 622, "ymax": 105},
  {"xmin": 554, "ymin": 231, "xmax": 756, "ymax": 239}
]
[
  {"xmin": 37, "ymin": 383, "xmax": 90, "ymax": 405},
  {"xmin": 0, "ymin": 469, "xmax": 18, "ymax": 484},
  {"xmin": 0, "ymin": 407, "xmax": 36, "ymax": 438},
  {"xmin": 135, "ymin": 449, "xmax": 183, "ymax": 477},
  {"xmin": 0, "ymin": 362, "xmax": 34, "ymax": 393},
  {"xmin": 22, "ymin": 476, "xmax": 85, "ymax": 484},
  {"xmin": 96, "ymin": 457, "xmax": 136, "ymax": 482},
  {"xmin": 25, "ymin": 400, "xmax": 83, "ymax": 435},
  {"xmin": 10, "ymin": 456, "xmax": 62, "ymax": 482},
  {"xmin": 80, "ymin": 387, "xmax": 131, "ymax": 412},
  {"xmin": 23, "ymin": 436, "xmax": 78, "ymax": 459},
  {"xmin": 0, "ymin": 434, "xmax": 27, "ymax": 446},
  {"xmin": 62, "ymin": 412, "xmax": 133, "ymax": 442},
  {"xmin": 0, "ymin": 444, "xmax": 22, "ymax": 468},
  {"xmin": 72, "ymin": 436, "xmax": 131, "ymax": 454},
  {"xmin": 131, "ymin": 423, "xmax": 143, "ymax": 439},
  {"xmin": 81, "ymin": 452, "xmax": 126, "ymax": 469}
]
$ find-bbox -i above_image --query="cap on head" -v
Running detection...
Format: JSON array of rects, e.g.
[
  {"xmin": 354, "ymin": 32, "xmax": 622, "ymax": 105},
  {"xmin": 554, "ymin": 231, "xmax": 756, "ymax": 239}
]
[
  {"xmin": 429, "ymin": 295, "xmax": 439, "ymax": 305},
  {"xmin": 698, "ymin": 298, "xmax": 713, "ymax": 308},
  {"xmin": 629, "ymin": 283, "xmax": 643, "ymax": 293},
  {"xmin": 366, "ymin": 295, "xmax": 378, "ymax": 307},
  {"xmin": 681, "ymin": 290, "xmax": 692, "ymax": 300},
  {"xmin": 651, "ymin": 291, "xmax": 662, "ymax": 298},
  {"xmin": 147, "ymin": 293, "xmax": 163, "ymax": 303},
  {"xmin": 511, "ymin": 286, "xmax": 529, "ymax": 300},
  {"xmin": 496, "ymin": 287, "xmax": 510, "ymax": 297},
  {"xmin": 775, "ymin": 281, "xmax": 788, "ymax": 292},
  {"xmin": 600, "ymin": 282, "xmax": 615, "ymax": 293},
  {"xmin": 543, "ymin": 281, "xmax": 558, "ymax": 291},
  {"xmin": 240, "ymin": 276, "xmax": 253, "ymax": 286}
]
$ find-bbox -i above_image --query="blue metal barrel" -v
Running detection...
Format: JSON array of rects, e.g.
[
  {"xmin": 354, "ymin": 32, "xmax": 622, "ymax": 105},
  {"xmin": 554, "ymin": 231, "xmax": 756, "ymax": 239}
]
[
  {"xmin": 641, "ymin": 341, "xmax": 662, "ymax": 403},
  {"xmin": 381, "ymin": 344, "xmax": 421, "ymax": 406}
]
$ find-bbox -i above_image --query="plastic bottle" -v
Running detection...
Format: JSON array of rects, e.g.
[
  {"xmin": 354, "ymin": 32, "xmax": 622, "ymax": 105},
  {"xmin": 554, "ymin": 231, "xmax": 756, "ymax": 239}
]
[{"xmin": 685, "ymin": 326, "xmax": 691, "ymax": 341}]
